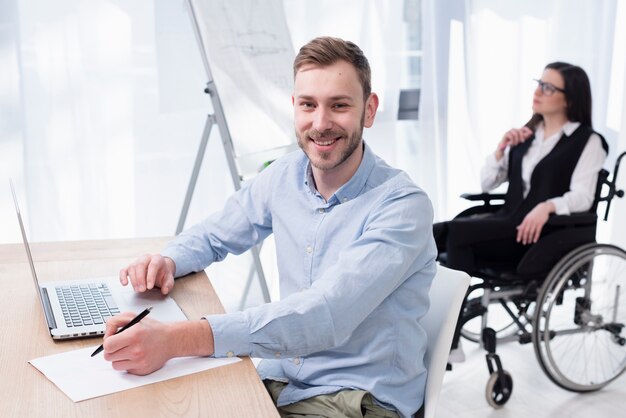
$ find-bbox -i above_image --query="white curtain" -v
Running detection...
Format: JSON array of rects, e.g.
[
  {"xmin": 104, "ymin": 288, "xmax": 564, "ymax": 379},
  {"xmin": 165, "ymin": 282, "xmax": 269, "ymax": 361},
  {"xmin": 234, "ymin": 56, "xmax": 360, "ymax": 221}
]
[
  {"xmin": 421, "ymin": 0, "xmax": 626, "ymax": 248},
  {"xmin": 419, "ymin": 0, "xmax": 466, "ymax": 221},
  {"xmin": 1, "ymin": 0, "xmax": 224, "ymax": 244},
  {"xmin": 284, "ymin": 0, "xmax": 408, "ymax": 166}
]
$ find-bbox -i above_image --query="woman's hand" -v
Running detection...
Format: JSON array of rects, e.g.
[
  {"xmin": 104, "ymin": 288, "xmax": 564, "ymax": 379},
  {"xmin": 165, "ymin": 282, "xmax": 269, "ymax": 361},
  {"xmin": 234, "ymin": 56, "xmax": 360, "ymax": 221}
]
[
  {"xmin": 516, "ymin": 201, "xmax": 555, "ymax": 245},
  {"xmin": 495, "ymin": 126, "xmax": 534, "ymax": 161}
]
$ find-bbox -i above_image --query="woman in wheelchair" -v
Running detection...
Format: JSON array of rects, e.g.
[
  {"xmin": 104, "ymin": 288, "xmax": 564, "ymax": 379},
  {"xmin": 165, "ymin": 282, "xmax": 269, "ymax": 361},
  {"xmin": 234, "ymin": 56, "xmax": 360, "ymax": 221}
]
[
  {"xmin": 433, "ymin": 62, "xmax": 626, "ymax": 408},
  {"xmin": 434, "ymin": 61, "xmax": 608, "ymax": 276}
]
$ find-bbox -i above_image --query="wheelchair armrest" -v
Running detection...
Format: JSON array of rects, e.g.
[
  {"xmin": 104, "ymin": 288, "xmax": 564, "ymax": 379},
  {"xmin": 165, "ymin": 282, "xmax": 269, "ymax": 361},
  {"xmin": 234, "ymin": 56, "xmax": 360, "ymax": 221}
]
[
  {"xmin": 453, "ymin": 193, "xmax": 505, "ymax": 219},
  {"xmin": 460, "ymin": 193, "xmax": 506, "ymax": 205},
  {"xmin": 546, "ymin": 213, "xmax": 597, "ymax": 227}
]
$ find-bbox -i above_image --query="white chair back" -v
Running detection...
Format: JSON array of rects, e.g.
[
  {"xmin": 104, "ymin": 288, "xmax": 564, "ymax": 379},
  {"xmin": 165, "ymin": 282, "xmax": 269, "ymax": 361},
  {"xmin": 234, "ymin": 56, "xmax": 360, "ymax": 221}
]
[{"xmin": 420, "ymin": 265, "xmax": 470, "ymax": 418}]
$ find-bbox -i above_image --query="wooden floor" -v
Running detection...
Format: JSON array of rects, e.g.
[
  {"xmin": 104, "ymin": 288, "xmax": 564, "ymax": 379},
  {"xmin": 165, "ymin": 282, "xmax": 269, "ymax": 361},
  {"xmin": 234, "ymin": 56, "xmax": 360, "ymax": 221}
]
[{"xmin": 437, "ymin": 339, "xmax": 626, "ymax": 417}]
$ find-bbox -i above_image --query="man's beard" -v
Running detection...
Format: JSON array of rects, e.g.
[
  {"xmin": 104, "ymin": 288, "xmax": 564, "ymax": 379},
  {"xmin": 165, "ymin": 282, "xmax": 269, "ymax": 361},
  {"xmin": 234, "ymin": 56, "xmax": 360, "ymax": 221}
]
[{"xmin": 296, "ymin": 114, "xmax": 364, "ymax": 171}]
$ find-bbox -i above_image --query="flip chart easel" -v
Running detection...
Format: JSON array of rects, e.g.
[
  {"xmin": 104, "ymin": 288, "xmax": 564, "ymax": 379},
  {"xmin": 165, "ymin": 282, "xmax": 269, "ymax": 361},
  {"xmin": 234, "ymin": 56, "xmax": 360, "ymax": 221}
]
[{"xmin": 178, "ymin": 0, "xmax": 296, "ymax": 306}]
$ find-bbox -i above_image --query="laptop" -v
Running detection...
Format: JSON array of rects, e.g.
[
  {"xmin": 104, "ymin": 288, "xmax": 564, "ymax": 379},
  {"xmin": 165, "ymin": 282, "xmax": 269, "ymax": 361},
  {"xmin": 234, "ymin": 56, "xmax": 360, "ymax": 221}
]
[{"xmin": 10, "ymin": 180, "xmax": 187, "ymax": 340}]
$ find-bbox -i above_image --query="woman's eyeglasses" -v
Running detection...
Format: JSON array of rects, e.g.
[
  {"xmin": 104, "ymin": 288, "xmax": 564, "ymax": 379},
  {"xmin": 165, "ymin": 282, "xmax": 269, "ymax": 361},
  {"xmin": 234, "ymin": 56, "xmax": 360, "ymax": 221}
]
[{"xmin": 534, "ymin": 79, "xmax": 566, "ymax": 96}]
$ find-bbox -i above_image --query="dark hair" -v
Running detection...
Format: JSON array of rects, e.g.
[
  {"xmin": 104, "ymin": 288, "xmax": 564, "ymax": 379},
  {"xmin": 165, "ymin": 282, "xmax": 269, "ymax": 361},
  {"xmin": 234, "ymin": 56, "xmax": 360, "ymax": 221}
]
[
  {"xmin": 525, "ymin": 61, "xmax": 593, "ymax": 129},
  {"xmin": 293, "ymin": 36, "xmax": 371, "ymax": 101}
]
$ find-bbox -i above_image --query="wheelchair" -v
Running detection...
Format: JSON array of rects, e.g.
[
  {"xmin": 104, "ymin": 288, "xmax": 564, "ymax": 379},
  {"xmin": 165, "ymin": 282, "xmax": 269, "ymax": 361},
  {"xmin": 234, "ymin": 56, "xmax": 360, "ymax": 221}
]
[{"xmin": 439, "ymin": 150, "xmax": 626, "ymax": 408}]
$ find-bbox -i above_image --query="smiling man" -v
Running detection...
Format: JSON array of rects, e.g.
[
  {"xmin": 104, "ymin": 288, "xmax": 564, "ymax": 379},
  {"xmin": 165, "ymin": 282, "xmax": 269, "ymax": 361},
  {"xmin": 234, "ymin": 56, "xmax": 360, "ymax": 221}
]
[
  {"xmin": 292, "ymin": 50, "xmax": 377, "ymax": 200},
  {"xmin": 104, "ymin": 37, "xmax": 436, "ymax": 418}
]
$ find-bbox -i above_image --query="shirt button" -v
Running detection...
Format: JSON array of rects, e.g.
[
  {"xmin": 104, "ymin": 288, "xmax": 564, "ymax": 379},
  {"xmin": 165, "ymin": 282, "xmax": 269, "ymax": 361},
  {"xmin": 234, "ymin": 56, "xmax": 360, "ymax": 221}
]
[
  {"xmin": 342, "ymin": 198, "xmax": 348, "ymax": 203},
  {"xmin": 318, "ymin": 208, "xmax": 325, "ymax": 214},
  {"xmin": 293, "ymin": 358, "xmax": 301, "ymax": 365},
  {"xmin": 226, "ymin": 351, "xmax": 234, "ymax": 358},
  {"xmin": 306, "ymin": 245, "xmax": 313, "ymax": 254}
]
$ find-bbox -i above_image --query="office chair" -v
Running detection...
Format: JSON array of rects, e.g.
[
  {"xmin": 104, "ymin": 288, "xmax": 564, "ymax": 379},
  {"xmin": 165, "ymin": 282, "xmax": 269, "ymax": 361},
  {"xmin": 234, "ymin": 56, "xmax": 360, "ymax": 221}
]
[{"xmin": 420, "ymin": 265, "xmax": 471, "ymax": 418}]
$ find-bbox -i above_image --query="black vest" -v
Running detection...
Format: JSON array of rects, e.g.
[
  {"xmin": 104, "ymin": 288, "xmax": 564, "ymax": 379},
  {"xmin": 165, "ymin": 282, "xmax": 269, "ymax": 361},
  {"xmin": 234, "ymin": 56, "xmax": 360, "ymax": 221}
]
[{"xmin": 502, "ymin": 124, "xmax": 608, "ymax": 222}]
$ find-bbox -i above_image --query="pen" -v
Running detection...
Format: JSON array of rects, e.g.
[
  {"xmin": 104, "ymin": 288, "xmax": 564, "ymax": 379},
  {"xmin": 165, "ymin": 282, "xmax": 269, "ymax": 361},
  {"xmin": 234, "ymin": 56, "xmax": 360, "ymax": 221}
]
[{"xmin": 90, "ymin": 306, "xmax": 153, "ymax": 357}]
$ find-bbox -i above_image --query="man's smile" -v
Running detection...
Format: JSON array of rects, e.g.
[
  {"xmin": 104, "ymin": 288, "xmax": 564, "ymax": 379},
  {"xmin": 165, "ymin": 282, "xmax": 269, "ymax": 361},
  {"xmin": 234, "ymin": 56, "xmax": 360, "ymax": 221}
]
[
  {"xmin": 311, "ymin": 137, "xmax": 340, "ymax": 146},
  {"xmin": 308, "ymin": 130, "xmax": 344, "ymax": 148}
]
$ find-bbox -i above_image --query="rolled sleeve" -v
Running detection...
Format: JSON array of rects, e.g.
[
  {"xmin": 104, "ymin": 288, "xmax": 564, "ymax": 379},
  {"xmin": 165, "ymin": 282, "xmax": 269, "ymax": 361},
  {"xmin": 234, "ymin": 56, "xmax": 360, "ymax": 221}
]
[
  {"xmin": 481, "ymin": 151, "xmax": 509, "ymax": 192},
  {"xmin": 548, "ymin": 196, "xmax": 569, "ymax": 215}
]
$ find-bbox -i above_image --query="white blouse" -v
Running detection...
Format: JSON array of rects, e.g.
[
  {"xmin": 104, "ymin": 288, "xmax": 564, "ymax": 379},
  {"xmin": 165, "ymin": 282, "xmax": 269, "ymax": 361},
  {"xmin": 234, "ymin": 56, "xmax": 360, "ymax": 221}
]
[{"xmin": 480, "ymin": 121, "xmax": 607, "ymax": 215}]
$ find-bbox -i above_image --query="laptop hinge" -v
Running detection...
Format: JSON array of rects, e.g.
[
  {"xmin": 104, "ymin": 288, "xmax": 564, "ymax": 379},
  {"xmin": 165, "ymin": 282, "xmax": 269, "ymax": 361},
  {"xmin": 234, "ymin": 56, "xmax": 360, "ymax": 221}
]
[{"xmin": 40, "ymin": 287, "xmax": 58, "ymax": 330}]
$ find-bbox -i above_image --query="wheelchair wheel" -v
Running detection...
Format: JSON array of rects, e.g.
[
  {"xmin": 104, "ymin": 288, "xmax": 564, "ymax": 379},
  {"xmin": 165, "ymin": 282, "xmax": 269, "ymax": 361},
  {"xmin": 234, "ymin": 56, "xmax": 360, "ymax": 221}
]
[
  {"xmin": 533, "ymin": 243, "xmax": 626, "ymax": 392},
  {"xmin": 461, "ymin": 297, "xmax": 532, "ymax": 343},
  {"xmin": 485, "ymin": 370, "xmax": 513, "ymax": 408}
]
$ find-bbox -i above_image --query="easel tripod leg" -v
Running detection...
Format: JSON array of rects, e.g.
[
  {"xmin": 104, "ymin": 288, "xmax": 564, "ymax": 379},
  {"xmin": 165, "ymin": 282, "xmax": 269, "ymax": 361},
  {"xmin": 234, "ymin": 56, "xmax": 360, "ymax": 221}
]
[{"xmin": 176, "ymin": 114, "xmax": 215, "ymax": 235}]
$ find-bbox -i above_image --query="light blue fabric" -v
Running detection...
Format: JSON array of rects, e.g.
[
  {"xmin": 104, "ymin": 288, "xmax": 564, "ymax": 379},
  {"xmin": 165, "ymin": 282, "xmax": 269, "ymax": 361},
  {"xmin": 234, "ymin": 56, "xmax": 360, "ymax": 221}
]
[{"xmin": 161, "ymin": 143, "xmax": 436, "ymax": 418}]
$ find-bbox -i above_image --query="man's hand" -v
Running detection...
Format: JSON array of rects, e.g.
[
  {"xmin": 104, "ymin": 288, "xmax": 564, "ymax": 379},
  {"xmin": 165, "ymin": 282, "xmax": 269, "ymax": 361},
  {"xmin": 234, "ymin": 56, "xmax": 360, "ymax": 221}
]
[
  {"xmin": 516, "ymin": 201, "xmax": 555, "ymax": 245},
  {"xmin": 103, "ymin": 312, "xmax": 173, "ymax": 375},
  {"xmin": 119, "ymin": 254, "xmax": 176, "ymax": 295},
  {"xmin": 102, "ymin": 313, "xmax": 215, "ymax": 375},
  {"xmin": 495, "ymin": 126, "xmax": 533, "ymax": 161}
]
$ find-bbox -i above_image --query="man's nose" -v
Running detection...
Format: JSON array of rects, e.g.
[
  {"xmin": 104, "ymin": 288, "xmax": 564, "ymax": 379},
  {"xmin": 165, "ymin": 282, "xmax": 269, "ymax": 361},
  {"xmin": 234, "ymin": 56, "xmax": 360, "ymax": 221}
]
[{"xmin": 313, "ymin": 108, "xmax": 333, "ymax": 131}]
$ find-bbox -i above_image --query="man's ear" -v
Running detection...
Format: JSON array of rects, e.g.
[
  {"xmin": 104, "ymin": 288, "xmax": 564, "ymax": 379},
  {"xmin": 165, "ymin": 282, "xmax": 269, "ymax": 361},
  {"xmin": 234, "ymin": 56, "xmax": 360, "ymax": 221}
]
[{"xmin": 364, "ymin": 93, "xmax": 379, "ymax": 128}]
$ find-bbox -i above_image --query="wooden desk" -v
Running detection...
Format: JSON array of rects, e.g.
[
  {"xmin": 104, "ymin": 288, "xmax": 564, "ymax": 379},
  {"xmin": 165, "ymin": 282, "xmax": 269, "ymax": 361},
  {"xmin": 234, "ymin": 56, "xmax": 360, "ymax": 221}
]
[{"xmin": 0, "ymin": 238, "xmax": 279, "ymax": 417}]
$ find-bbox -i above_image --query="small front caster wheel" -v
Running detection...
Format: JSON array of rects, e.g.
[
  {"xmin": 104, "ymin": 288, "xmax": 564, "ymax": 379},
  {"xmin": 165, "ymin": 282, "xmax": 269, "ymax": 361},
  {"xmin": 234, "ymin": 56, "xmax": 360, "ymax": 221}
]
[{"xmin": 485, "ymin": 370, "xmax": 513, "ymax": 408}]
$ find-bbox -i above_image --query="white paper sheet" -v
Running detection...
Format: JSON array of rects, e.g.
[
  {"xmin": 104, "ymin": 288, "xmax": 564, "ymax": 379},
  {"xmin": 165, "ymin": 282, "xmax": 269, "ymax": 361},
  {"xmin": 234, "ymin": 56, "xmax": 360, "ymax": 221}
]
[{"xmin": 29, "ymin": 347, "xmax": 241, "ymax": 402}]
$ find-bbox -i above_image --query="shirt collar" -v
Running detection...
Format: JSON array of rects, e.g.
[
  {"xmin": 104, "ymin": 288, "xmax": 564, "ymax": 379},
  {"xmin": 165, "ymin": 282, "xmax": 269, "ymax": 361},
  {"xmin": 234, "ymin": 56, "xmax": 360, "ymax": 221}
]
[
  {"xmin": 536, "ymin": 120, "xmax": 581, "ymax": 140},
  {"xmin": 334, "ymin": 142, "xmax": 375, "ymax": 204},
  {"xmin": 562, "ymin": 121, "xmax": 581, "ymax": 136},
  {"xmin": 302, "ymin": 141, "xmax": 375, "ymax": 205}
]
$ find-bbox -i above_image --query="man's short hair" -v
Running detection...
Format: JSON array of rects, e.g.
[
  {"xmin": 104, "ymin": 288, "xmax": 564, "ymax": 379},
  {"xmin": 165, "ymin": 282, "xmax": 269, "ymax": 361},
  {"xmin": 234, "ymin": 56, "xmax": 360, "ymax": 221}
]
[{"xmin": 294, "ymin": 36, "xmax": 371, "ymax": 101}]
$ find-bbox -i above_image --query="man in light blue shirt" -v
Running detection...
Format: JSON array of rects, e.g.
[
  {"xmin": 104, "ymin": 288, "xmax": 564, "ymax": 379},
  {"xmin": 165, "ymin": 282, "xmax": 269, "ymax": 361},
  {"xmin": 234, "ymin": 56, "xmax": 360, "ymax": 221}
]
[{"xmin": 103, "ymin": 36, "xmax": 436, "ymax": 418}]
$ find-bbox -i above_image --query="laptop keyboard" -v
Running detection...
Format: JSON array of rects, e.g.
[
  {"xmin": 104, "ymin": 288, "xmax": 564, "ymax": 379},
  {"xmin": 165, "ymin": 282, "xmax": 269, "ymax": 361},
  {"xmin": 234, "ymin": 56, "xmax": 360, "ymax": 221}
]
[{"xmin": 55, "ymin": 283, "xmax": 121, "ymax": 327}]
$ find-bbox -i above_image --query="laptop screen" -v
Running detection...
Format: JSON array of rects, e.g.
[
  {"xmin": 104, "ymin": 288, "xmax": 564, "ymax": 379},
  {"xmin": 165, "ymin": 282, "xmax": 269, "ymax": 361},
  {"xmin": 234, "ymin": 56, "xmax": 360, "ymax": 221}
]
[{"xmin": 10, "ymin": 179, "xmax": 45, "ymax": 302}]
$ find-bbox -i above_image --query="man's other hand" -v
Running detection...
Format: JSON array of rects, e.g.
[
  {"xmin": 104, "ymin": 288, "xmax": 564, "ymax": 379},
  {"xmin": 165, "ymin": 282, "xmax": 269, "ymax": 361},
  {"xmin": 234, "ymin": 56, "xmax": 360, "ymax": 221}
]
[{"xmin": 119, "ymin": 254, "xmax": 176, "ymax": 295}]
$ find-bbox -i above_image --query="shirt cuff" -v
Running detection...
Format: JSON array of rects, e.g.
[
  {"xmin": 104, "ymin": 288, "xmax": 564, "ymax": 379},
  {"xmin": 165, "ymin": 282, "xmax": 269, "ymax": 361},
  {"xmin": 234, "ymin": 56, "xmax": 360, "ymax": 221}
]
[
  {"xmin": 161, "ymin": 246, "xmax": 196, "ymax": 278},
  {"xmin": 204, "ymin": 312, "xmax": 252, "ymax": 357},
  {"xmin": 548, "ymin": 197, "xmax": 569, "ymax": 215}
]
